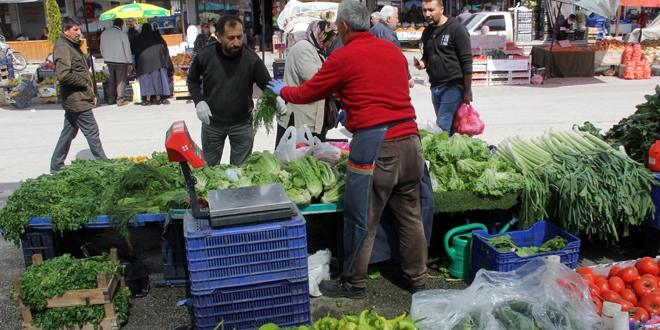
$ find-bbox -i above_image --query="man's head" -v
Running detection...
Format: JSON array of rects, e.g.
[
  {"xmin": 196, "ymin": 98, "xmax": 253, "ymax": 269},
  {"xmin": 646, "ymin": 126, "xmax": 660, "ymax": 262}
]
[
  {"xmin": 568, "ymin": 14, "xmax": 576, "ymax": 23},
  {"xmin": 422, "ymin": 0, "xmax": 444, "ymax": 26},
  {"xmin": 379, "ymin": 5, "xmax": 399, "ymax": 29},
  {"xmin": 216, "ymin": 15, "xmax": 243, "ymax": 56},
  {"xmin": 62, "ymin": 16, "xmax": 82, "ymax": 42},
  {"xmin": 201, "ymin": 22, "xmax": 210, "ymax": 34},
  {"xmin": 113, "ymin": 18, "xmax": 124, "ymax": 29},
  {"xmin": 336, "ymin": 0, "xmax": 370, "ymax": 45},
  {"xmin": 462, "ymin": 6, "xmax": 469, "ymax": 12},
  {"xmin": 127, "ymin": 18, "xmax": 137, "ymax": 29},
  {"xmin": 210, "ymin": 18, "xmax": 217, "ymax": 25},
  {"xmin": 370, "ymin": 11, "xmax": 381, "ymax": 26}
]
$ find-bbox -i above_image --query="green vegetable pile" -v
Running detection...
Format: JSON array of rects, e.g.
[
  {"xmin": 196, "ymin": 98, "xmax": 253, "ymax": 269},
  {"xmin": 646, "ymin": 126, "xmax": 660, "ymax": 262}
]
[
  {"xmin": 12, "ymin": 254, "xmax": 130, "ymax": 330},
  {"xmin": 256, "ymin": 309, "xmax": 421, "ymax": 330},
  {"xmin": 577, "ymin": 85, "xmax": 660, "ymax": 164},
  {"xmin": 497, "ymin": 128, "xmax": 656, "ymax": 242},
  {"xmin": 488, "ymin": 49, "xmax": 507, "ymax": 59},
  {"xmin": 453, "ymin": 300, "xmax": 585, "ymax": 330},
  {"xmin": 252, "ymin": 89, "xmax": 279, "ymax": 135},
  {"xmin": 421, "ymin": 132, "xmax": 524, "ymax": 212},
  {"xmin": 0, "ymin": 151, "xmax": 347, "ymax": 247},
  {"xmin": 484, "ymin": 234, "xmax": 568, "ymax": 257}
]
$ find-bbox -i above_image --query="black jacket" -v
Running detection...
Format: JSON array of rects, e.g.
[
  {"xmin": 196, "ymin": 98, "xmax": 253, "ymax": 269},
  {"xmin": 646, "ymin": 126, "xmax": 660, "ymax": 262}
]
[
  {"xmin": 135, "ymin": 43, "xmax": 173, "ymax": 77},
  {"xmin": 187, "ymin": 43, "xmax": 271, "ymax": 126},
  {"xmin": 420, "ymin": 17, "xmax": 473, "ymax": 88}
]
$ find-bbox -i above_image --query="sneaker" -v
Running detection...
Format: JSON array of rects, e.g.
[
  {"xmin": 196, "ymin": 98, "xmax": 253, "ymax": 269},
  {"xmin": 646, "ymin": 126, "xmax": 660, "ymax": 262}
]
[{"xmin": 318, "ymin": 279, "xmax": 366, "ymax": 299}]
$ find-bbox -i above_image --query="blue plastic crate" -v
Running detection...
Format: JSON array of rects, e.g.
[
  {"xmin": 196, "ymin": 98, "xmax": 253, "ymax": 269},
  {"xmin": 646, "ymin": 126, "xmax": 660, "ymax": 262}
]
[
  {"xmin": 648, "ymin": 174, "xmax": 660, "ymax": 228},
  {"xmin": 184, "ymin": 210, "xmax": 308, "ymax": 293},
  {"xmin": 28, "ymin": 213, "xmax": 167, "ymax": 229},
  {"xmin": 192, "ymin": 278, "xmax": 310, "ymax": 330},
  {"xmin": 470, "ymin": 221, "xmax": 580, "ymax": 281}
]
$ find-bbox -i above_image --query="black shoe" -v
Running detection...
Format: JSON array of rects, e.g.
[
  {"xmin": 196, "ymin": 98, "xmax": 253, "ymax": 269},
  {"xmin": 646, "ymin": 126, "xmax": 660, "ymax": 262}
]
[
  {"xmin": 160, "ymin": 99, "xmax": 170, "ymax": 105},
  {"xmin": 318, "ymin": 279, "xmax": 366, "ymax": 299},
  {"xmin": 155, "ymin": 99, "xmax": 163, "ymax": 105},
  {"xmin": 409, "ymin": 284, "xmax": 427, "ymax": 294},
  {"xmin": 142, "ymin": 101, "xmax": 151, "ymax": 106}
]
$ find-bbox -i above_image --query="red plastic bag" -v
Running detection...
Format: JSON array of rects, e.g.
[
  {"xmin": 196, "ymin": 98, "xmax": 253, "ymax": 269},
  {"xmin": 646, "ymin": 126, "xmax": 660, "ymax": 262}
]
[{"xmin": 453, "ymin": 103, "xmax": 485, "ymax": 137}]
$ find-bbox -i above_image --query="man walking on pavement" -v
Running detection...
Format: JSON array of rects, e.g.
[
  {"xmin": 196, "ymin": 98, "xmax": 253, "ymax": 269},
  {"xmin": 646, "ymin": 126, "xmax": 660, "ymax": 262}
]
[
  {"xmin": 371, "ymin": 5, "xmax": 415, "ymax": 88},
  {"xmin": 100, "ymin": 18, "xmax": 133, "ymax": 106},
  {"xmin": 267, "ymin": 0, "xmax": 429, "ymax": 299},
  {"xmin": 187, "ymin": 15, "xmax": 271, "ymax": 166},
  {"xmin": 415, "ymin": 0, "xmax": 473, "ymax": 134},
  {"xmin": 50, "ymin": 16, "xmax": 107, "ymax": 173}
]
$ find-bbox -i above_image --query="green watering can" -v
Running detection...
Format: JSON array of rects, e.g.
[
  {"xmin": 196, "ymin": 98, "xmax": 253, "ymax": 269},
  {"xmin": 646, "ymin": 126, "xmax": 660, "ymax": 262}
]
[{"xmin": 443, "ymin": 220, "xmax": 517, "ymax": 279}]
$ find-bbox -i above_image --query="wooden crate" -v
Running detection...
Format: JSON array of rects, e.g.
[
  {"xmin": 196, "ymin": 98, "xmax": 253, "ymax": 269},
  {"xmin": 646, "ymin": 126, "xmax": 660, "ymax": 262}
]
[
  {"xmin": 13, "ymin": 249, "xmax": 125, "ymax": 330},
  {"xmin": 172, "ymin": 84, "xmax": 191, "ymax": 100},
  {"xmin": 1, "ymin": 65, "xmax": 9, "ymax": 81},
  {"xmin": 40, "ymin": 96, "xmax": 59, "ymax": 104}
]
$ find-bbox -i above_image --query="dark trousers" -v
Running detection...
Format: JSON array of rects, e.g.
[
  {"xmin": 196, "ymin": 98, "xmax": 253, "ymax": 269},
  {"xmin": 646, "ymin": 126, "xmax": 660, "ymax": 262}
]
[
  {"xmin": 107, "ymin": 64, "xmax": 128, "ymax": 104},
  {"xmin": 50, "ymin": 110, "xmax": 107, "ymax": 172},
  {"xmin": 201, "ymin": 118, "xmax": 254, "ymax": 166},
  {"xmin": 347, "ymin": 135, "xmax": 428, "ymax": 288}
]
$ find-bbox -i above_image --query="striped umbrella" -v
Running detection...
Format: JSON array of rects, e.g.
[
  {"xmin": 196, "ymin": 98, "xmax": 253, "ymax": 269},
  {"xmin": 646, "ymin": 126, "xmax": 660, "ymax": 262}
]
[{"xmin": 99, "ymin": 2, "xmax": 170, "ymax": 20}]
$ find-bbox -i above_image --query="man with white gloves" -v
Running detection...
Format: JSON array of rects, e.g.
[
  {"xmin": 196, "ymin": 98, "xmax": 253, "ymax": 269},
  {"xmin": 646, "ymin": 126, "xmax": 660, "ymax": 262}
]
[{"xmin": 187, "ymin": 15, "xmax": 271, "ymax": 166}]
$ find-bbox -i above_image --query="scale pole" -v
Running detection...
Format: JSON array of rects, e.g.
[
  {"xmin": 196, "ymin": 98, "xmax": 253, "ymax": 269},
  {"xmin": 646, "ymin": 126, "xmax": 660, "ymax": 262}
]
[{"xmin": 180, "ymin": 161, "xmax": 209, "ymax": 219}]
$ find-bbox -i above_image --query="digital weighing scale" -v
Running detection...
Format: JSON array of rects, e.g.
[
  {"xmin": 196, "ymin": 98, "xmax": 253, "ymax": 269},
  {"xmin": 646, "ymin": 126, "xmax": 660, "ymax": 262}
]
[{"xmin": 164, "ymin": 120, "xmax": 294, "ymax": 228}]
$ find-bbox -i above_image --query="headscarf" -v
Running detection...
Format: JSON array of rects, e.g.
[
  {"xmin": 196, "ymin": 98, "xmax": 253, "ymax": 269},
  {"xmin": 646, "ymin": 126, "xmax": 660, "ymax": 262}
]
[
  {"xmin": 132, "ymin": 23, "xmax": 167, "ymax": 57},
  {"xmin": 306, "ymin": 20, "xmax": 337, "ymax": 61}
]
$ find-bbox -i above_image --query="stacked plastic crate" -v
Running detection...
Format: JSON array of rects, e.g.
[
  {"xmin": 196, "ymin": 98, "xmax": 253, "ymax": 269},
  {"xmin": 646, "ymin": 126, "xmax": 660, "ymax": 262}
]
[
  {"xmin": 515, "ymin": 10, "xmax": 534, "ymax": 43},
  {"xmin": 183, "ymin": 210, "xmax": 311, "ymax": 330}
]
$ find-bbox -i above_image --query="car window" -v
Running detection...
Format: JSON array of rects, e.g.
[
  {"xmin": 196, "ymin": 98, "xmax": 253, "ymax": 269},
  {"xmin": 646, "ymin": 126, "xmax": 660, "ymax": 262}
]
[
  {"xmin": 483, "ymin": 15, "xmax": 506, "ymax": 31},
  {"xmin": 464, "ymin": 13, "xmax": 485, "ymax": 30}
]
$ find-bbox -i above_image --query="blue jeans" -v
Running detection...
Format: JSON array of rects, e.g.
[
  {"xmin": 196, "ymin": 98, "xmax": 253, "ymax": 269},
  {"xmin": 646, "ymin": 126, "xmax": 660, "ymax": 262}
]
[{"xmin": 431, "ymin": 85, "xmax": 464, "ymax": 134}]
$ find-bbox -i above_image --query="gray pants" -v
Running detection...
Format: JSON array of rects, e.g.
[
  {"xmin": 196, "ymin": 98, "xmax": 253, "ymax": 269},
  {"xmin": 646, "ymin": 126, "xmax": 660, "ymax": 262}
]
[
  {"xmin": 50, "ymin": 110, "xmax": 107, "ymax": 172},
  {"xmin": 107, "ymin": 64, "xmax": 128, "ymax": 104},
  {"xmin": 201, "ymin": 118, "xmax": 254, "ymax": 166}
]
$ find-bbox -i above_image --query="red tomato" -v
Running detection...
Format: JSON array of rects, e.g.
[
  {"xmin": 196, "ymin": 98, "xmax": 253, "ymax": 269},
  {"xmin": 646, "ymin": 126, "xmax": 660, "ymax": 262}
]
[
  {"xmin": 633, "ymin": 278, "xmax": 658, "ymax": 299},
  {"xmin": 613, "ymin": 298, "xmax": 635, "ymax": 312},
  {"xmin": 592, "ymin": 295, "xmax": 603, "ymax": 314},
  {"xmin": 639, "ymin": 292, "xmax": 660, "ymax": 316},
  {"xmin": 630, "ymin": 307, "xmax": 650, "ymax": 323},
  {"xmin": 619, "ymin": 266, "xmax": 640, "ymax": 284},
  {"xmin": 608, "ymin": 276, "xmax": 625, "ymax": 293},
  {"xmin": 596, "ymin": 275, "xmax": 608, "ymax": 282},
  {"xmin": 594, "ymin": 279, "xmax": 610, "ymax": 292},
  {"xmin": 619, "ymin": 288, "xmax": 638, "ymax": 305},
  {"xmin": 609, "ymin": 265, "xmax": 622, "ymax": 279},
  {"xmin": 577, "ymin": 267, "xmax": 598, "ymax": 279},
  {"xmin": 589, "ymin": 284, "xmax": 602, "ymax": 297},
  {"xmin": 641, "ymin": 274, "xmax": 659, "ymax": 285},
  {"xmin": 580, "ymin": 273, "xmax": 595, "ymax": 285},
  {"xmin": 601, "ymin": 289, "xmax": 622, "ymax": 302},
  {"xmin": 638, "ymin": 257, "xmax": 660, "ymax": 276}
]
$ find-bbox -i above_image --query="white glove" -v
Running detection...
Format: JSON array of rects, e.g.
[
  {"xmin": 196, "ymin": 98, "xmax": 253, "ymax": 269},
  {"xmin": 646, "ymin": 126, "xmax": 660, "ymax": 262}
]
[
  {"xmin": 276, "ymin": 96, "xmax": 288, "ymax": 115},
  {"xmin": 196, "ymin": 101, "xmax": 212, "ymax": 125}
]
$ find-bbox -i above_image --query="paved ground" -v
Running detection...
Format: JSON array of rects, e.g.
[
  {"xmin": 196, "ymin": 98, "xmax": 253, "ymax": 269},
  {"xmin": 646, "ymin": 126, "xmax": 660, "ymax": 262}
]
[{"xmin": 0, "ymin": 51, "xmax": 659, "ymax": 329}]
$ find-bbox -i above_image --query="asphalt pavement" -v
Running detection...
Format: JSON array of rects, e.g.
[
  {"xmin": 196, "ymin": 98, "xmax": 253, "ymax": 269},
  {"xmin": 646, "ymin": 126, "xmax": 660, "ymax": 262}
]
[{"xmin": 1, "ymin": 51, "xmax": 659, "ymax": 329}]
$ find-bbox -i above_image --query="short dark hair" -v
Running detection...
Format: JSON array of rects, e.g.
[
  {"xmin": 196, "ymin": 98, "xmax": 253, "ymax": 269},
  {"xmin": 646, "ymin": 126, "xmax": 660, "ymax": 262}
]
[
  {"xmin": 216, "ymin": 15, "xmax": 243, "ymax": 36},
  {"xmin": 62, "ymin": 17, "xmax": 81, "ymax": 31},
  {"xmin": 113, "ymin": 18, "xmax": 124, "ymax": 27},
  {"xmin": 422, "ymin": 0, "xmax": 444, "ymax": 6},
  {"xmin": 569, "ymin": 14, "xmax": 576, "ymax": 19}
]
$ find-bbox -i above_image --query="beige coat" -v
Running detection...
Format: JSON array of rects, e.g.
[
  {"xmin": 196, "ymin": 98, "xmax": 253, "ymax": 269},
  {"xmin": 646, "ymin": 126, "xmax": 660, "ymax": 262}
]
[{"xmin": 278, "ymin": 40, "xmax": 325, "ymax": 134}]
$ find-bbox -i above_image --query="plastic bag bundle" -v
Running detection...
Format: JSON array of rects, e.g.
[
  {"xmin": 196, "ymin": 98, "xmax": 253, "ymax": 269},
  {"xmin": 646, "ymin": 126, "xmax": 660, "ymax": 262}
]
[
  {"xmin": 452, "ymin": 104, "xmax": 485, "ymax": 137},
  {"xmin": 530, "ymin": 74, "xmax": 543, "ymax": 85},
  {"xmin": 311, "ymin": 137, "xmax": 342, "ymax": 166},
  {"xmin": 308, "ymin": 249, "xmax": 331, "ymax": 297},
  {"xmin": 275, "ymin": 125, "xmax": 316, "ymax": 163},
  {"xmin": 410, "ymin": 258, "xmax": 603, "ymax": 330}
]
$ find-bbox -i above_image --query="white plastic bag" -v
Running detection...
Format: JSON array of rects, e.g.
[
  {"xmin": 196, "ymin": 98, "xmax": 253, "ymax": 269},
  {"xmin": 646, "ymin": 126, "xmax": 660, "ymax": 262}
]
[
  {"xmin": 131, "ymin": 80, "xmax": 141, "ymax": 104},
  {"xmin": 296, "ymin": 124, "xmax": 314, "ymax": 147},
  {"xmin": 411, "ymin": 258, "xmax": 604, "ymax": 330},
  {"xmin": 308, "ymin": 249, "xmax": 331, "ymax": 297},
  {"xmin": 311, "ymin": 137, "xmax": 342, "ymax": 166},
  {"xmin": 275, "ymin": 126, "xmax": 297, "ymax": 164},
  {"xmin": 418, "ymin": 120, "xmax": 443, "ymax": 134}
]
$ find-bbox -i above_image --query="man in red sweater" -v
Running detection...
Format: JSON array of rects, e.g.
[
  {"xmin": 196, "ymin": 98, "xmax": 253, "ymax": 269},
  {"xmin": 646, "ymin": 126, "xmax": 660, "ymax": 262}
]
[{"xmin": 268, "ymin": 0, "xmax": 428, "ymax": 299}]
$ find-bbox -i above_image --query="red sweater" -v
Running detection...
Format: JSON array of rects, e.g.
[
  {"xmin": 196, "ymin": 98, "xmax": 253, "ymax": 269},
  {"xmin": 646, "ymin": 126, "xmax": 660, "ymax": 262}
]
[{"xmin": 280, "ymin": 32, "xmax": 418, "ymax": 139}]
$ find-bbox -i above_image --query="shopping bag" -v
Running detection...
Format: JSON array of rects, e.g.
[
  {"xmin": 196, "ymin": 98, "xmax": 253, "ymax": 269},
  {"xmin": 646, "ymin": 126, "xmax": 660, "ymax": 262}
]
[
  {"xmin": 453, "ymin": 103, "xmax": 485, "ymax": 137},
  {"xmin": 296, "ymin": 124, "xmax": 314, "ymax": 147},
  {"xmin": 311, "ymin": 137, "xmax": 342, "ymax": 166},
  {"xmin": 275, "ymin": 126, "xmax": 297, "ymax": 163},
  {"xmin": 132, "ymin": 79, "xmax": 141, "ymax": 103}
]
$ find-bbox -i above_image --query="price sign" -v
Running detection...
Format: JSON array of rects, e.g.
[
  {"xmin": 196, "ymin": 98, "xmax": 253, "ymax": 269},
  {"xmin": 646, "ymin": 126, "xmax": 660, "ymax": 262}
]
[
  {"xmin": 487, "ymin": 59, "xmax": 529, "ymax": 71},
  {"xmin": 558, "ymin": 40, "xmax": 572, "ymax": 48}
]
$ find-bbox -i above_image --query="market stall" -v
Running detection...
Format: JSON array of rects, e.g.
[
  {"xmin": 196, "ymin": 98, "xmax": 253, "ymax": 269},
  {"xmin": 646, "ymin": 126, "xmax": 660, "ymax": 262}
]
[{"xmin": 531, "ymin": 44, "xmax": 596, "ymax": 77}]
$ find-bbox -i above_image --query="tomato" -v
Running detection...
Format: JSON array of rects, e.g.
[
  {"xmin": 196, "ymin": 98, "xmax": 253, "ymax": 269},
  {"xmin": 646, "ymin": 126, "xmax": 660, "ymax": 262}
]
[
  {"xmin": 594, "ymin": 279, "xmax": 610, "ymax": 293},
  {"xmin": 608, "ymin": 276, "xmax": 625, "ymax": 293},
  {"xmin": 601, "ymin": 290, "xmax": 622, "ymax": 302},
  {"xmin": 596, "ymin": 275, "xmax": 608, "ymax": 282},
  {"xmin": 619, "ymin": 288, "xmax": 638, "ymax": 305},
  {"xmin": 639, "ymin": 292, "xmax": 660, "ymax": 316},
  {"xmin": 609, "ymin": 265, "xmax": 622, "ymax": 279},
  {"xmin": 613, "ymin": 298, "xmax": 635, "ymax": 312},
  {"xmin": 641, "ymin": 274, "xmax": 659, "ymax": 285},
  {"xmin": 577, "ymin": 267, "xmax": 598, "ymax": 279},
  {"xmin": 638, "ymin": 257, "xmax": 660, "ymax": 276},
  {"xmin": 619, "ymin": 266, "xmax": 640, "ymax": 284},
  {"xmin": 630, "ymin": 307, "xmax": 650, "ymax": 323},
  {"xmin": 591, "ymin": 295, "xmax": 603, "ymax": 314},
  {"xmin": 580, "ymin": 273, "xmax": 595, "ymax": 285},
  {"xmin": 588, "ymin": 284, "xmax": 602, "ymax": 297},
  {"xmin": 633, "ymin": 278, "xmax": 658, "ymax": 299}
]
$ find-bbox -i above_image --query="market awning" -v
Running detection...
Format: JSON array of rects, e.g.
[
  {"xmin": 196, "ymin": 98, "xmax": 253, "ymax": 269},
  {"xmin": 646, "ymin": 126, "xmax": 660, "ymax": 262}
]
[
  {"xmin": 620, "ymin": 0, "xmax": 660, "ymax": 6},
  {"xmin": 552, "ymin": 0, "xmax": 619, "ymax": 19},
  {"xmin": 0, "ymin": 0, "xmax": 38, "ymax": 3}
]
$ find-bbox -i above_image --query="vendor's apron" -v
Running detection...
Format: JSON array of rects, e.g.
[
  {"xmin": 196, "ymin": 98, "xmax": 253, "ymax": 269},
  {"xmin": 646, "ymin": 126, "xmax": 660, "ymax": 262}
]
[{"xmin": 342, "ymin": 119, "xmax": 434, "ymax": 276}]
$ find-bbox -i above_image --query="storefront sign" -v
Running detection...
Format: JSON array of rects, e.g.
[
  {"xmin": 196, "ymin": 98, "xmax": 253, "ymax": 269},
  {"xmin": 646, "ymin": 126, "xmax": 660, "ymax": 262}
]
[
  {"xmin": 148, "ymin": 16, "xmax": 182, "ymax": 34},
  {"xmin": 17, "ymin": 3, "xmax": 46, "ymax": 39}
]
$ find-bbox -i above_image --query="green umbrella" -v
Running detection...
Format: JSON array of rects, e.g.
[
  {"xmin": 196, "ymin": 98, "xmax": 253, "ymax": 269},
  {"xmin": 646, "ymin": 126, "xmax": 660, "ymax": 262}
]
[{"xmin": 99, "ymin": 2, "xmax": 170, "ymax": 20}]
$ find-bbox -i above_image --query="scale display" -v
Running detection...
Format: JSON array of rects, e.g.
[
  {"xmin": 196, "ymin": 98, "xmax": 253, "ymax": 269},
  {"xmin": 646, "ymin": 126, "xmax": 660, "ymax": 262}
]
[{"xmin": 165, "ymin": 120, "xmax": 204, "ymax": 168}]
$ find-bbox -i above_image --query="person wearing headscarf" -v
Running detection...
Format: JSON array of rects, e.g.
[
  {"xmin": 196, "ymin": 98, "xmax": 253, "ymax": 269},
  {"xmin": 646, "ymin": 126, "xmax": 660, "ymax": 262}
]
[
  {"xmin": 192, "ymin": 22, "xmax": 216, "ymax": 62},
  {"xmin": 274, "ymin": 20, "xmax": 337, "ymax": 148},
  {"xmin": 131, "ymin": 23, "xmax": 173, "ymax": 106}
]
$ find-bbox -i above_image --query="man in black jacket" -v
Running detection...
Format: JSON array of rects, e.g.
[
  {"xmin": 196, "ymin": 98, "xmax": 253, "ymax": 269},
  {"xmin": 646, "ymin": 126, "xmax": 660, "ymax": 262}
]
[
  {"xmin": 187, "ymin": 15, "xmax": 271, "ymax": 166},
  {"xmin": 414, "ymin": 0, "xmax": 472, "ymax": 134}
]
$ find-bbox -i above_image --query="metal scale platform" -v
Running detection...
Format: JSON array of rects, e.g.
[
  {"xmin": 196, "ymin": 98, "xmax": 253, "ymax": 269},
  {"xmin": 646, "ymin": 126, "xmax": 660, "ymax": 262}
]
[{"xmin": 164, "ymin": 120, "xmax": 293, "ymax": 228}]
